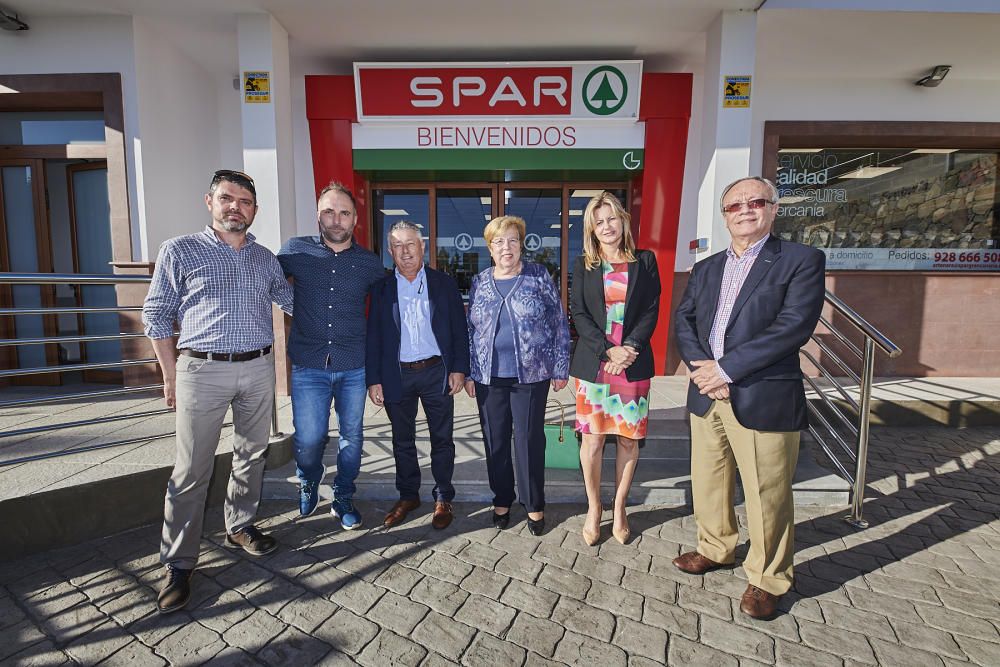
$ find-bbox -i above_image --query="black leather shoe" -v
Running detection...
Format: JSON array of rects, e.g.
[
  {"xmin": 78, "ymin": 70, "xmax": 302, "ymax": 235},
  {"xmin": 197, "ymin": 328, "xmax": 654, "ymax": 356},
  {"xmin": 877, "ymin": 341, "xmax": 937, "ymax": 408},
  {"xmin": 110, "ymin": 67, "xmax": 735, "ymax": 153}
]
[
  {"xmin": 527, "ymin": 516, "xmax": 545, "ymax": 536},
  {"xmin": 492, "ymin": 510, "xmax": 510, "ymax": 530},
  {"xmin": 157, "ymin": 565, "xmax": 192, "ymax": 614}
]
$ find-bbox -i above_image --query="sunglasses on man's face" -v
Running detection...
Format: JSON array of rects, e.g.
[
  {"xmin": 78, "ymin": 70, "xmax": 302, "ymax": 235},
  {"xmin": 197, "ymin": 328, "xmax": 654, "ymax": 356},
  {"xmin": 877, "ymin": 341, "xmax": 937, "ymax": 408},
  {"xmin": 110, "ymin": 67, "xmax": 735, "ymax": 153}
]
[{"xmin": 722, "ymin": 198, "xmax": 773, "ymax": 214}]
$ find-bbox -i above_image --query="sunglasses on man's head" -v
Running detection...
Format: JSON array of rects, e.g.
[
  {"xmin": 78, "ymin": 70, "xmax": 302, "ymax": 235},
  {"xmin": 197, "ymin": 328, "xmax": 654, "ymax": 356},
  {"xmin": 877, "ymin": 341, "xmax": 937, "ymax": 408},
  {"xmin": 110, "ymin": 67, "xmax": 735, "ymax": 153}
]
[
  {"xmin": 213, "ymin": 169, "xmax": 254, "ymax": 184},
  {"xmin": 722, "ymin": 198, "xmax": 773, "ymax": 214},
  {"xmin": 211, "ymin": 169, "xmax": 256, "ymax": 196}
]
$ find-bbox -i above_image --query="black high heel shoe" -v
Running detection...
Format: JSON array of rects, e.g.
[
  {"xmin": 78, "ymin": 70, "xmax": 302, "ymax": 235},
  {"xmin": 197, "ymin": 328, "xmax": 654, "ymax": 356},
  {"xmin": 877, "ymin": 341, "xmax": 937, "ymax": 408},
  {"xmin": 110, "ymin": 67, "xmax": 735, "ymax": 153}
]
[
  {"xmin": 492, "ymin": 510, "xmax": 510, "ymax": 530},
  {"xmin": 526, "ymin": 516, "xmax": 545, "ymax": 536}
]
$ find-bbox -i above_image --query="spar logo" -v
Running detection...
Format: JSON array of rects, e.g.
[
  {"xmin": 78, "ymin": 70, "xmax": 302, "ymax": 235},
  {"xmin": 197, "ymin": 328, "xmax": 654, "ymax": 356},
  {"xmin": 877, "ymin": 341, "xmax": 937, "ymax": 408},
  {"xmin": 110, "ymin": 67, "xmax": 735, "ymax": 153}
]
[
  {"xmin": 354, "ymin": 62, "xmax": 641, "ymax": 120},
  {"xmin": 582, "ymin": 66, "xmax": 627, "ymax": 115}
]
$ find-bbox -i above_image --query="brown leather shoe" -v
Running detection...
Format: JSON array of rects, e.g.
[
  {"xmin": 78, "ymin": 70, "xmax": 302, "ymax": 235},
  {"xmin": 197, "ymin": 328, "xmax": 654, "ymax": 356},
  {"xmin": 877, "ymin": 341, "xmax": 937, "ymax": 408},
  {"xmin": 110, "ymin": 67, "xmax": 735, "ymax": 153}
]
[
  {"xmin": 740, "ymin": 584, "xmax": 780, "ymax": 620},
  {"xmin": 672, "ymin": 551, "xmax": 726, "ymax": 575},
  {"xmin": 431, "ymin": 501, "xmax": 454, "ymax": 530},
  {"xmin": 383, "ymin": 499, "xmax": 421, "ymax": 528}
]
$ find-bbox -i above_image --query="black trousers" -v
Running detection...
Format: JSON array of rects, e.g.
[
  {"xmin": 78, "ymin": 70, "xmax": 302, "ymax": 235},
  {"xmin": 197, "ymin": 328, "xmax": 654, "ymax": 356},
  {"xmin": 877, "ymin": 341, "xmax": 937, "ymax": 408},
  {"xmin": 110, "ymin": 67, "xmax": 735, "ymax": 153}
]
[
  {"xmin": 385, "ymin": 361, "xmax": 456, "ymax": 502},
  {"xmin": 475, "ymin": 377, "xmax": 549, "ymax": 513}
]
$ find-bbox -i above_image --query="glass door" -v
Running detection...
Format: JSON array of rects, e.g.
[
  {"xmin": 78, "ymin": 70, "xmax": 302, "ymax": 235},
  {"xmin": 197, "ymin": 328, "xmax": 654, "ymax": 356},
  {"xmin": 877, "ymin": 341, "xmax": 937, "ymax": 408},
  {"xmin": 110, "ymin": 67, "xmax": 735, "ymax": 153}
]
[
  {"xmin": 372, "ymin": 188, "xmax": 430, "ymax": 269},
  {"xmin": 500, "ymin": 187, "xmax": 563, "ymax": 299},
  {"xmin": 435, "ymin": 188, "xmax": 494, "ymax": 297},
  {"xmin": 0, "ymin": 159, "xmax": 58, "ymax": 385},
  {"xmin": 370, "ymin": 182, "xmax": 629, "ymax": 305},
  {"xmin": 67, "ymin": 162, "xmax": 120, "ymax": 382}
]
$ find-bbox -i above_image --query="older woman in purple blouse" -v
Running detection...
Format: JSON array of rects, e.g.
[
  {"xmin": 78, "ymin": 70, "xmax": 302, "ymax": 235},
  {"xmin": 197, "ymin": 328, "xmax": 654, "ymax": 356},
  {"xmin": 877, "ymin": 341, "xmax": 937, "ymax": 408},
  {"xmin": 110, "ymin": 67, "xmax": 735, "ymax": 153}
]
[{"xmin": 465, "ymin": 215, "xmax": 571, "ymax": 536}]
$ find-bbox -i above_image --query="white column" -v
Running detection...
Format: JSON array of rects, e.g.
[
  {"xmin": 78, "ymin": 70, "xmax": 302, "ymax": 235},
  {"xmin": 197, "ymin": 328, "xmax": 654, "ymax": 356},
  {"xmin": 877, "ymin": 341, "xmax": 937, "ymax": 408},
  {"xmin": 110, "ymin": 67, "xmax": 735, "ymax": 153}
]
[
  {"xmin": 237, "ymin": 13, "xmax": 296, "ymax": 253},
  {"xmin": 696, "ymin": 10, "xmax": 758, "ymax": 255}
]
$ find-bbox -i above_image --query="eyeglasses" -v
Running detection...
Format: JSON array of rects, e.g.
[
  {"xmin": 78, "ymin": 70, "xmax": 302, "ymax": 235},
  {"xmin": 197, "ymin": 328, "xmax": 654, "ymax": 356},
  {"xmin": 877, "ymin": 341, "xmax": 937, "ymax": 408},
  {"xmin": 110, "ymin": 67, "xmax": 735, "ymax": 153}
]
[
  {"xmin": 490, "ymin": 238, "xmax": 521, "ymax": 248},
  {"xmin": 212, "ymin": 169, "xmax": 256, "ymax": 195},
  {"xmin": 722, "ymin": 198, "xmax": 773, "ymax": 214}
]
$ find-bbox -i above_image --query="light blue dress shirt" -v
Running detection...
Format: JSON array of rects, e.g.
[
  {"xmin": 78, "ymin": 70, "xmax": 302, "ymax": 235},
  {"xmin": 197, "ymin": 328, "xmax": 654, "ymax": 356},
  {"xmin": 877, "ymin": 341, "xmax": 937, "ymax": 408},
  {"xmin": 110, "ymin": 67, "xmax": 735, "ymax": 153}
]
[{"xmin": 395, "ymin": 266, "xmax": 442, "ymax": 362}]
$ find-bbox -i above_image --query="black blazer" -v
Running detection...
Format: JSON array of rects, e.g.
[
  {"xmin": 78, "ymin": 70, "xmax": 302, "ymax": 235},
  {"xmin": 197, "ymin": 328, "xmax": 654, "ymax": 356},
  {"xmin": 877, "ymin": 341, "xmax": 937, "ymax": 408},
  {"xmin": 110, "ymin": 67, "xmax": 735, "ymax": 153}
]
[
  {"xmin": 673, "ymin": 235, "xmax": 825, "ymax": 432},
  {"xmin": 365, "ymin": 267, "xmax": 471, "ymax": 404},
  {"xmin": 569, "ymin": 249, "xmax": 661, "ymax": 383}
]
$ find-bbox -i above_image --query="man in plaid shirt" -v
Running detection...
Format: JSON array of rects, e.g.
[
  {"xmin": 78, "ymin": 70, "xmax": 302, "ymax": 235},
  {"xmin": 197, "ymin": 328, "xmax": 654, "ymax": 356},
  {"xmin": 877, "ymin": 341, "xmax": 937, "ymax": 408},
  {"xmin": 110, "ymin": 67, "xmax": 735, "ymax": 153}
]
[
  {"xmin": 673, "ymin": 176, "xmax": 825, "ymax": 621},
  {"xmin": 143, "ymin": 169, "xmax": 293, "ymax": 614}
]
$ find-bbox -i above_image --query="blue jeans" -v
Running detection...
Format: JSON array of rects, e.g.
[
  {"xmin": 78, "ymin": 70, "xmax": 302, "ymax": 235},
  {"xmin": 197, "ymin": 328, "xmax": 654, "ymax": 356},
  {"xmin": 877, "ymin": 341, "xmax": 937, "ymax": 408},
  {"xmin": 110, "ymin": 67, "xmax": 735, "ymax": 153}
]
[{"xmin": 291, "ymin": 364, "xmax": 366, "ymax": 500}]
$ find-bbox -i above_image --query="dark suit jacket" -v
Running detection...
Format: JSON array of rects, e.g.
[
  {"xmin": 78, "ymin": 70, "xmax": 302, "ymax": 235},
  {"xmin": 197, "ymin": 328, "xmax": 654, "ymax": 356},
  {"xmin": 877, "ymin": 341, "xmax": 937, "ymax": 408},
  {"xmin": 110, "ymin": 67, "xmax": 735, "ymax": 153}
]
[
  {"xmin": 365, "ymin": 267, "xmax": 471, "ymax": 404},
  {"xmin": 673, "ymin": 235, "xmax": 825, "ymax": 432},
  {"xmin": 569, "ymin": 249, "xmax": 661, "ymax": 383}
]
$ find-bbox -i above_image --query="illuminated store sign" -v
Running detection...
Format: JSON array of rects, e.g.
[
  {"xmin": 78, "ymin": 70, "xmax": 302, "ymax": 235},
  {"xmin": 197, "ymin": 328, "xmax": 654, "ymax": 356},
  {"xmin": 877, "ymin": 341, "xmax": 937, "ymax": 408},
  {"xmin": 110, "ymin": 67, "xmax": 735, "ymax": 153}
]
[{"xmin": 354, "ymin": 61, "xmax": 642, "ymax": 121}]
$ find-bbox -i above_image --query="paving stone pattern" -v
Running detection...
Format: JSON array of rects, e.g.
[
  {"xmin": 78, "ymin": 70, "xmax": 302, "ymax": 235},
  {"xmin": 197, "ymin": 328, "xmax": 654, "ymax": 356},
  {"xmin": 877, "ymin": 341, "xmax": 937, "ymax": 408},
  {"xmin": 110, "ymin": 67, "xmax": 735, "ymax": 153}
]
[{"xmin": 1, "ymin": 426, "xmax": 999, "ymax": 665}]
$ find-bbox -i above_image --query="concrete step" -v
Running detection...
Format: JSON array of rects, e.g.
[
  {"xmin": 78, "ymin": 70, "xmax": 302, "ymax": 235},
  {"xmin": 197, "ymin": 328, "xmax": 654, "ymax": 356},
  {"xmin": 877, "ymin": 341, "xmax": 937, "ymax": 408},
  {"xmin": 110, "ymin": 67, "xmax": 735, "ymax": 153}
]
[{"xmin": 262, "ymin": 427, "xmax": 849, "ymax": 508}]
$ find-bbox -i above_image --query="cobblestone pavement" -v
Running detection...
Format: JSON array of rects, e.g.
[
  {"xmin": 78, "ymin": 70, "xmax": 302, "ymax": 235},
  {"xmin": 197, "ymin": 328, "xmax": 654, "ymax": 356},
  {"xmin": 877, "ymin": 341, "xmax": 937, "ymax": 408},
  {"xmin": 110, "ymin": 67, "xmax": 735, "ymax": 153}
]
[{"xmin": 2, "ymin": 426, "xmax": 999, "ymax": 666}]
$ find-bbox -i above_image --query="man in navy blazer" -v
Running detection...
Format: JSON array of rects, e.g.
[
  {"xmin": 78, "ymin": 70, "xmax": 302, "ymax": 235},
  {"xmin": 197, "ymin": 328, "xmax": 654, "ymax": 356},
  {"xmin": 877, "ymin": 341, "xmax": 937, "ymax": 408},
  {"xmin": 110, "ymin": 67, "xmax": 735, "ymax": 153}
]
[
  {"xmin": 672, "ymin": 176, "xmax": 825, "ymax": 620},
  {"xmin": 366, "ymin": 221, "xmax": 470, "ymax": 530}
]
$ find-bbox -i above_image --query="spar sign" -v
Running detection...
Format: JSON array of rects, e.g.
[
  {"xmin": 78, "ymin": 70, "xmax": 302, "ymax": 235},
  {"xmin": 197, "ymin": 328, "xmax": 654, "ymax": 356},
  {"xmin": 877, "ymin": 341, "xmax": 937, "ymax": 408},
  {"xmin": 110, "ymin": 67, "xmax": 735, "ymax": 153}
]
[{"xmin": 354, "ymin": 61, "xmax": 642, "ymax": 121}]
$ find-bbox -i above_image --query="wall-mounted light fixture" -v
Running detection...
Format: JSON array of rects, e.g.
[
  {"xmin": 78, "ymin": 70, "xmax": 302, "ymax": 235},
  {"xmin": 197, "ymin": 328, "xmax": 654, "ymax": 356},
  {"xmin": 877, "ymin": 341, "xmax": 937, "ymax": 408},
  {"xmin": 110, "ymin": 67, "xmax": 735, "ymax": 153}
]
[{"xmin": 915, "ymin": 65, "xmax": 950, "ymax": 87}]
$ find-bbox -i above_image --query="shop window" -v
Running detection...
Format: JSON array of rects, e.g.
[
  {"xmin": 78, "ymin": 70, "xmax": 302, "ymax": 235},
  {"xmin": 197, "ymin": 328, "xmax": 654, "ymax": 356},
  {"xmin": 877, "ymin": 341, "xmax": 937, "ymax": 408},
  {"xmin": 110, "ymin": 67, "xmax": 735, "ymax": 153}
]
[{"xmin": 763, "ymin": 120, "xmax": 1000, "ymax": 272}]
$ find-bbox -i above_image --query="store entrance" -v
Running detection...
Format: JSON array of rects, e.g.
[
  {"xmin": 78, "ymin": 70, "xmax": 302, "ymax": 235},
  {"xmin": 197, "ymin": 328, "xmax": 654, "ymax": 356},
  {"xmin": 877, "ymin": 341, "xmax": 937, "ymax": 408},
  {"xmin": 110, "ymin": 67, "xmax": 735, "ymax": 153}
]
[{"xmin": 372, "ymin": 183, "xmax": 628, "ymax": 304}]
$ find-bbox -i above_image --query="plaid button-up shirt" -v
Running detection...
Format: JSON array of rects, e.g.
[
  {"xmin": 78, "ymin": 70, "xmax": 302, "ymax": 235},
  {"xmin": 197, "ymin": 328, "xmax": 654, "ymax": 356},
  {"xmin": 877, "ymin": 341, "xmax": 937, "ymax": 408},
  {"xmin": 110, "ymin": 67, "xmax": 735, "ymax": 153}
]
[
  {"xmin": 143, "ymin": 227, "xmax": 294, "ymax": 352},
  {"xmin": 708, "ymin": 235, "xmax": 769, "ymax": 383}
]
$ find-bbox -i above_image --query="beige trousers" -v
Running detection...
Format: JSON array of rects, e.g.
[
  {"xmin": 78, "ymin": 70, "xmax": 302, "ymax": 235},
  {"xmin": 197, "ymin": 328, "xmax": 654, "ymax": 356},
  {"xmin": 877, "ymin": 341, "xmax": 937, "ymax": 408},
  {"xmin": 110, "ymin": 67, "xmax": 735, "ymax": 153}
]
[
  {"xmin": 689, "ymin": 399, "xmax": 799, "ymax": 595},
  {"xmin": 160, "ymin": 353, "xmax": 275, "ymax": 570}
]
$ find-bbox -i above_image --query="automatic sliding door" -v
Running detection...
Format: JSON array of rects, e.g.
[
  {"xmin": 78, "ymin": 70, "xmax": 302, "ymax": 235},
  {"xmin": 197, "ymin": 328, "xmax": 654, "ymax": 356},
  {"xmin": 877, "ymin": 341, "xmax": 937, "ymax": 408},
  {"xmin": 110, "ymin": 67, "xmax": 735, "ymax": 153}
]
[
  {"xmin": 435, "ymin": 188, "xmax": 493, "ymax": 299},
  {"xmin": 373, "ymin": 189, "xmax": 430, "ymax": 269},
  {"xmin": 502, "ymin": 188, "xmax": 562, "ymax": 283},
  {"xmin": 566, "ymin": 187, "xmax": 627, "ymax": 296}
]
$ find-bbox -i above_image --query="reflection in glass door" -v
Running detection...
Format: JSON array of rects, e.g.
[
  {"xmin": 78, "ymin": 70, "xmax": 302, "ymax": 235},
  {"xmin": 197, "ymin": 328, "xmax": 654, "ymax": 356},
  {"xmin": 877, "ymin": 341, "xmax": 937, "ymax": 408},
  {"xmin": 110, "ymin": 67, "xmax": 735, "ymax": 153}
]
[
  {"xmin": 68, "ymin": 162, "xmax": 121, "ymax": 382},
  {"xmin": 372, "ymin": 189, "xmax": 430, "ymax": 268},
  {"xmin": 435, "ymin": 189, "xmax": 493, "ymax": 297},
  {"xmin": 369, "ymin": 183, "xmax": 628, "ymax": 304},
  {"xmin": 566, "ymin": 188, "xmax": 627, "ymax": 298},
  {"xmin": 0, "ymin": 159, "xmax": 58, "ymax": 384},
  {"xmin": 502, "ymin": 188, "xmax": 562, "ymax": 285}
]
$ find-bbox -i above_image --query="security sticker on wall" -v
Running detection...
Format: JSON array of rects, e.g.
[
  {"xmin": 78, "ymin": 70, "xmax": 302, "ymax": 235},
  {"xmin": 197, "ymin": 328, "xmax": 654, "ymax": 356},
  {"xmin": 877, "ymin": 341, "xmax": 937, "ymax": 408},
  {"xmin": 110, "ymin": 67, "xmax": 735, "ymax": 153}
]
[
  {"xmin": 723, "ymin": 75, "xmax": 751, "ymax": 108},
  {"xmin": 244, "ymin": 71, "xmax": 271, "ymax": 104}
]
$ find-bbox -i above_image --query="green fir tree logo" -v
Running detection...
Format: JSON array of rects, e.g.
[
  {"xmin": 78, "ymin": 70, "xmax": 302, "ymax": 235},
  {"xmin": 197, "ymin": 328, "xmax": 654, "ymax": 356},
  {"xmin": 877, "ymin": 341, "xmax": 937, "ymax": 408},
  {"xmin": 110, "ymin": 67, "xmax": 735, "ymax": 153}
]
[{"xmin": 583, "ymin": 66, "xmax": 628, "ymax": 115}]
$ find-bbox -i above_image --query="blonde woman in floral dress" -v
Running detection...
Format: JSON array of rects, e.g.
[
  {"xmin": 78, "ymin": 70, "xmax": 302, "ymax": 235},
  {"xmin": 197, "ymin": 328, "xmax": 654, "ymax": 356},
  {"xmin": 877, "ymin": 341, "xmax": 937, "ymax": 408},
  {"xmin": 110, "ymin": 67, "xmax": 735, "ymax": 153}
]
[{"xmin": 570, "ymin": 191, "xmax": 660, "ymax": 545}]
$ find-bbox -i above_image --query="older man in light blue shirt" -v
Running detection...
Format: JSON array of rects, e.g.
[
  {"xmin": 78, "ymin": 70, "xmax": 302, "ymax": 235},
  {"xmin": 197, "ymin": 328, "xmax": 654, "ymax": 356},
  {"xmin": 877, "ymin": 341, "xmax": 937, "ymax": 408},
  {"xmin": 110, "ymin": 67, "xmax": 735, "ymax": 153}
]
[
  {"xmin": 396, "ymin": 264, "xmax": 443, "ymax": 363},
  {"xmin": 367, "ymin": 221, "xmax": 470, "ymax": 530}
]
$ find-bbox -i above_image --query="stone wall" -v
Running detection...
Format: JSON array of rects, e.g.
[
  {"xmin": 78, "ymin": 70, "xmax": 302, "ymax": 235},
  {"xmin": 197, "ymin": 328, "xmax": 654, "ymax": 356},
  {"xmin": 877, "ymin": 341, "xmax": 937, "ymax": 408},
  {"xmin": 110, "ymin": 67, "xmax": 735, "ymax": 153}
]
[{"xmin": 776, "ymin": 154, "xmax": 998, "ymax": 249}]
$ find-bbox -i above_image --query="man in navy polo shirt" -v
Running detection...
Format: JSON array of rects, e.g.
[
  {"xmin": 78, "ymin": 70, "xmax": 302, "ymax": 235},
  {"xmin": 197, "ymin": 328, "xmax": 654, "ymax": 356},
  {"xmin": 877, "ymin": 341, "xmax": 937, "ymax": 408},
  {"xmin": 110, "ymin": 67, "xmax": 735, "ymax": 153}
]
[{"xmin": 278, "ymin": 182, "xmax": 385, "ymax": 528}]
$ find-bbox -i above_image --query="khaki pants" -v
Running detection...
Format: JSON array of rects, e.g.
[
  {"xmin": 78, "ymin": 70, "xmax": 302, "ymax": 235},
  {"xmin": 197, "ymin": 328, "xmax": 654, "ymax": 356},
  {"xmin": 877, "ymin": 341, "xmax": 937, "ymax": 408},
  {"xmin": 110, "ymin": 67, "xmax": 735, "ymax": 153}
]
[
  {"xmin": 689, "ymin": 399, "xmax": 799, "ymax": 595},
  {"xmin": 160, "ymin": 353, "xmax": 275, "ymax": 570}
]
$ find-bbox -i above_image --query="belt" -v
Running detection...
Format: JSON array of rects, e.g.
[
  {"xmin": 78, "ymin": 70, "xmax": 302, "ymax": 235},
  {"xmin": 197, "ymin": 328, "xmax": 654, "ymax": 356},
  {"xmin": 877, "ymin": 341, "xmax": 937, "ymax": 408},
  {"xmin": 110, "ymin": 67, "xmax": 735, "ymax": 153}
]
[
  {"xmin": 180, "ymin": 345, "xmax": 272, "ymax": 362},
  {"xmin": 399, "ymin": 355, "xmax": 441, "ymax": 371}
]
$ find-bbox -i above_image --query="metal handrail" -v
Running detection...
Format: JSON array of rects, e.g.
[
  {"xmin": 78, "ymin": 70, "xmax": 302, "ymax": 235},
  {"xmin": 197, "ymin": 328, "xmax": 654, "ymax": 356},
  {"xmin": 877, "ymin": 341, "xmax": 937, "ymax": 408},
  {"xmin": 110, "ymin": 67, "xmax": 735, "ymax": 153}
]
[
  {"xmin": 0, "ymin": 273, "xmax": 153, "ymax": 285},
  {"xmin": 803, "ymin": 289, "xmax": 902, "ymax": 530},
  {"xmin": 0, "ymin": 332, "xmax": 147, "ymax": 346},
  {"xmin": 0, "ymin": 272, "xmax": 284, "ymax": 465},
  {"xmin": 0, "ymin": 306, "xmax": 143, "ymax": 315},
  {"xmin": 822, "ymin": 290, "xmax": 902, "ymax": 358}
]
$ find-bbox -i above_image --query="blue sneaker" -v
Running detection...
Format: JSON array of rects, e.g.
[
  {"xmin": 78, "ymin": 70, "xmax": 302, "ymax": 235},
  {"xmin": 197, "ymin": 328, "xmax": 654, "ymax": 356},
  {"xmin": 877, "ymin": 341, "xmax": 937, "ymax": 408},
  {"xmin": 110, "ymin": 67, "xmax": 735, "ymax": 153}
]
[
  {"xmin": 299, "ymin": 465, "xmax": 325, "ymax": 517},
  {"xmin": 331, "ymin": 497, "xmax": 363, "ymax": 530}
]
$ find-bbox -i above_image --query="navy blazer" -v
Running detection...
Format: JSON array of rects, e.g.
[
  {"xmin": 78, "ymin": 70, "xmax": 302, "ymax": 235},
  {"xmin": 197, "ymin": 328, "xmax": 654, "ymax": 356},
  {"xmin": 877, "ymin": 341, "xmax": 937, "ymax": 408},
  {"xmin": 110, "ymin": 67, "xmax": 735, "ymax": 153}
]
[
  {"xmin": 673, "ymin": 235, "xmax": 825, "ymax": 432},
  {"xmin": 365, "ymin": 267, "xmax": 471, "ymax": 404}
]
